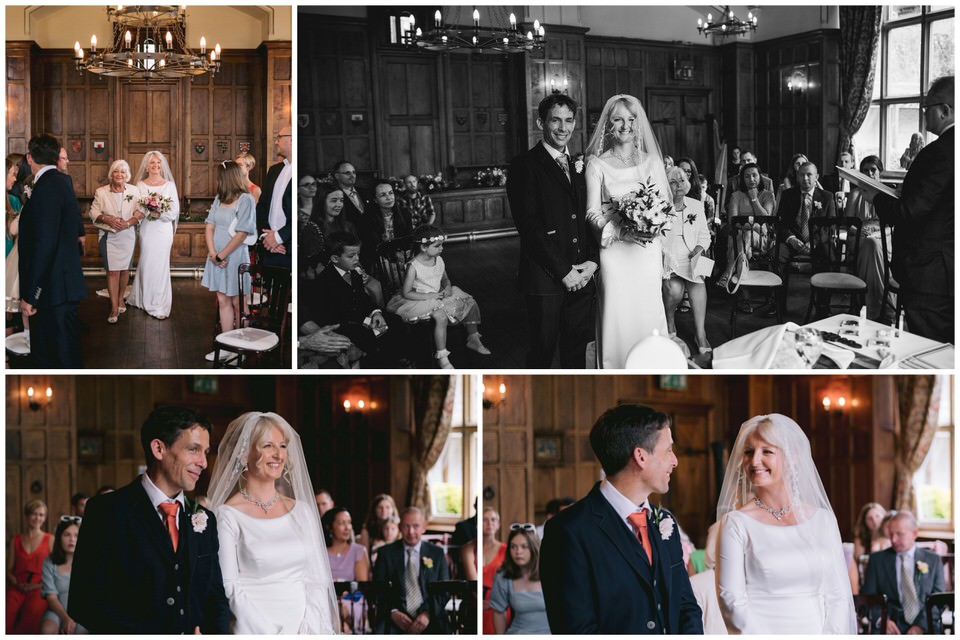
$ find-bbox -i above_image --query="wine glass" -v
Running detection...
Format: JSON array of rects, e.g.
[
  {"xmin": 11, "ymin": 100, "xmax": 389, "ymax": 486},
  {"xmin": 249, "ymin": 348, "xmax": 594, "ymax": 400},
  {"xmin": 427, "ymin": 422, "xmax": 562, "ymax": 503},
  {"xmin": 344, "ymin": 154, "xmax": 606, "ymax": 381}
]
[{"xmin": 794, "ymin": 328, "xmax": 824, "ymax": 368}]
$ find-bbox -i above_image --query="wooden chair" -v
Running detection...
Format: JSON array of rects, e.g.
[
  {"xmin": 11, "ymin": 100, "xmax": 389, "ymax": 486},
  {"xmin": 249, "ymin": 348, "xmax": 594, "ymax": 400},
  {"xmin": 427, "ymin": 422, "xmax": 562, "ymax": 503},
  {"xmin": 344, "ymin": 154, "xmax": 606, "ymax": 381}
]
[
  {"xmin": 212, "ymin": 263, "xmax": 290, "ymax": 368},
  {"xmin": 426, "ymin": 580, "xmax": 477, "ymax": 635},
  {"xmin": 853, "ymin": 593, "xmax": 888, "ymax": 634},
  {"xmin": 804, "ymin": 216, "xmax": 867, "ymax": 322},
  {"xmin": 374, "ymin": 236, "xmax": 413, "ymax": 300},
  {"xmin": 925, "ymin": 591, "xmax": 955, "ymax": 634},
  {"xmin": 877, "ymin": 215, "xmax": 904, "ymax": 324},
  {"xmin": 728, "ymin": 215, "xmax": 782, "ymax": 337},
  {"xmin": 942, "ymin": 553, "xmax": 955, "ymax": 592},
  {"xmin": 333, "ymin": 580, "xmax": 392, "ymax": 635}
]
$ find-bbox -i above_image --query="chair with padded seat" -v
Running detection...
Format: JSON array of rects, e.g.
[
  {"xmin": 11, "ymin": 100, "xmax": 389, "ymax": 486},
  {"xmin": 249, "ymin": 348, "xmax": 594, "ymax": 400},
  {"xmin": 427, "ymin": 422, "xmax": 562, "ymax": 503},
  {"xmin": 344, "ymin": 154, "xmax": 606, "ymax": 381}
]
[
  {"xmin": 804, "ymin": 216, "xmax": 867, "ymax": 323},
  {"xmin": 877, "ymin": 214, "xmax": 904, "ymax": 324},
  {"xmin": 728, "ymin": 215, "xmax": 782, "ymax": 337},
  {"xmin": 925, "ymin": 591, "xmax": 955, "ymax": 635},
  {"xmin": 212, "ymin": 263, "xmax": 290, "ymax": 368}
]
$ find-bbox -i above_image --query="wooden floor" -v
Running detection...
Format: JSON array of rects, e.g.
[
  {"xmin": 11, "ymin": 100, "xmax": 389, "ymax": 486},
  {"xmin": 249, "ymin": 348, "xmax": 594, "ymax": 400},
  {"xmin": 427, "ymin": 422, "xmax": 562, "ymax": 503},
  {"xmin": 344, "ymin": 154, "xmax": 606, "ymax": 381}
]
[
  {"xmin": 9, "ymin": 277, "xmax": 291, "ymax": 370},
  {"xmin": 445, "ymin": 235, "xmax": 851, "ymax": 369}
]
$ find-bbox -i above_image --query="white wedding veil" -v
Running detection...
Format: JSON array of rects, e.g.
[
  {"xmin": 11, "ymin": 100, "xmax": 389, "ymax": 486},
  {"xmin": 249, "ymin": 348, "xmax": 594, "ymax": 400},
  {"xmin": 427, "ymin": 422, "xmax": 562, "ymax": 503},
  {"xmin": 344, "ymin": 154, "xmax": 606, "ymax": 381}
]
[
  {"xmin": 207, "ymin": 411, "xmax": 340, "ymax": 633},
  {"xmin": 716, "ymin": 414, "xmax": 856, "ymax": 631},
  {"xmin": 584, "ymin": 94, "xmax": 670, "ymax": 198},
  {"xmin": 133, "ymin": 150, "xmax": 177, "ymax": 186}
]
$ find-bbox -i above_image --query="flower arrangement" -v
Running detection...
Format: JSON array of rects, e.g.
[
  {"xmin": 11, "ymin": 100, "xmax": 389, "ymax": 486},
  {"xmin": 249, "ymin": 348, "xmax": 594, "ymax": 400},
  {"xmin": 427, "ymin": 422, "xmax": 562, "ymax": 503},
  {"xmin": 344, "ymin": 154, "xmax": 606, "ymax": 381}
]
[
  {"xmin": 611, "ymin": 177, "xmax": 675, "ymax": 245},
  {"xmin": 475, "ymin": 167, "xmax": 507, "ymax": 187},
  {"xmin": 139, "ymin": 192, "xmax": 174, "ymax": 221},
  {"xmin": 419, "ymin": 172, "xmax": 447, "ymax": 192}
]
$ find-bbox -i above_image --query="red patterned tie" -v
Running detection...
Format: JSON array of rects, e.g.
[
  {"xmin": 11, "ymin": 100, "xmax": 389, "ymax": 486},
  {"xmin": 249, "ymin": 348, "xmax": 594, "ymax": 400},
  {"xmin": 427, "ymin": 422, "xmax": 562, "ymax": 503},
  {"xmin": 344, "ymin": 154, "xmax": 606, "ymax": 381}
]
[
  {"xmin": 158, "ymin": 502, "xmax": 180, "ymax": 552},
  {"xmin": 627, "ymin": 509, "xmax": 653, "ymax": 564}
]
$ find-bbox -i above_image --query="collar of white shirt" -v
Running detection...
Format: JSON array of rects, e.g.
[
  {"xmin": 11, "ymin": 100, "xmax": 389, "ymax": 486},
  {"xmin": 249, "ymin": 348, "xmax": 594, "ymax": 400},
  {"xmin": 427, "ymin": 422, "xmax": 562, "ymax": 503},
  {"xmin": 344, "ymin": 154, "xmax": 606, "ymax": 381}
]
[
  {"xmin": 403, "ymin": 541, "xmax": 422, "ymax": 557},
  {"xmin": 33, "ymin": 165, "xmax": 57, "ymax": 182},
  {"xmin": 141, "ymin": 473, "xmax": 186, "ymax": 523},
  {"xmin": 541, "ymin": 141, "xmax": 569, "ymax": 162},
  {"xmin": 599, "ymin": 478, "xmax": 651, "ymax": 535}
]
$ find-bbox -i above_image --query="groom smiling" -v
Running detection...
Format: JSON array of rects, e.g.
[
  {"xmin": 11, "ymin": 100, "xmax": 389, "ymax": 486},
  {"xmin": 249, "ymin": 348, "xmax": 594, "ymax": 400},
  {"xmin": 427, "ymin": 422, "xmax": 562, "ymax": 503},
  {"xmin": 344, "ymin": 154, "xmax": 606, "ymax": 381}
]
[{"xmin": 540, "ymin": 404, "xmax": 703, "ymax": 634}]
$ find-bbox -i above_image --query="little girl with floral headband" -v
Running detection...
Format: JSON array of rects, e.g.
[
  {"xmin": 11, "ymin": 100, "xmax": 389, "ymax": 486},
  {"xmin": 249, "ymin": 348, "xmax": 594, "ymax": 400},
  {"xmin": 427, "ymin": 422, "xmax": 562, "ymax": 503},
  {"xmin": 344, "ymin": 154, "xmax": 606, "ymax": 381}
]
[{"xmin": 386, "ymin": 224, "xmax": 490, "ymax": 368}]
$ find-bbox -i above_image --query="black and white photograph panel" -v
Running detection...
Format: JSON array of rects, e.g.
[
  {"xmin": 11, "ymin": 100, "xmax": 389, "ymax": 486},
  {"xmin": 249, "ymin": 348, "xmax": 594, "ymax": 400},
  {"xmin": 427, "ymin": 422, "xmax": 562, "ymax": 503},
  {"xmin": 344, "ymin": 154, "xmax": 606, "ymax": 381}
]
[
  {"xmin": 298, "ymin": 5, "xmax": 954, "ymax": 370},
  {"xmin": 5, "ymin": 374, "xmax": 479, "ymax": 634},
  {"xmin": 5, "ymin": 6, "xmax": 293, "ymax": 369},
  {"xmin": 481, "ymin": 373, "xmax": 955, "ymax": 634}
]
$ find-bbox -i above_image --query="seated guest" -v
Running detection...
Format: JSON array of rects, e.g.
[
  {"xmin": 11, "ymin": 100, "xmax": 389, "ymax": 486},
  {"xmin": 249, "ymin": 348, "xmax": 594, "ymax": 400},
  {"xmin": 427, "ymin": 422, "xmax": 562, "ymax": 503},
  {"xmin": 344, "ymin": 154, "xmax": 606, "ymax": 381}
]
[
  {"xmin": 234, "ymin": 152, "xmax": 262, "ymax": 203},
  {"xmin": 854, "ymin": 501, "xmax": 892, "ymax": 561},
  {"xmin": 297, "ymin": 321, "xmax": 356, "ymax": 369},
  {"xmin": 662, "ymin": 167, "xmax": 712, "ymax": 354},
  {"xmin": 304, "ymin": 232, "xmax": 401, "ymax": 366},
  {"xmin": 775, "ymin": 153, "xmax": 810, "ymax": 206},
  {"xmin": 698, "ymin": 174, "xmax": 717, "ymax": 223},
  {"xmin": 370, "ymin": 515, "xmax": 401, "ymax": 565},
  {"xmin": 452, "ymin": 505, "xmax": 478, "ymax": 580},
  {"xmin": 69, "ymin": 494, "xmax": 88, "ymax": 518},
  {"xmin": 535, "ymin": 497, "xmax": 575, "ymax": 541},
  {"xmin": 483, "ymin": 508, "xmax": 508, "ymax": 634},
  {"xmin": 725, "ymin": 150, "xmax": 773, "ymax": 209},
  {"xmin": 862, "ymin": 510, "xmax": 945, "ymax": 634},
  {"xmin": 844, "ymin": 156, "xmax": 894, "ymax": 319},
  {"xmin": 663, "ymin": 155, "xmax": 674, "ymax": 170},
  {"xmin": 367, "ymin": 180, "xmax": 413, "ymax": 256},
  {"xmin": 777, "ymin": 161, "xmax": 836, "ymax": 268},
  {"xmin": 333, "ymin": 160, "xmax": 377, "ymax": 270},
  {"xmin": 373, "ymin": 507, "xmax": 450, "ymax": 634},
  {"xmin": 822, "ymin": 151, "xmax": 856, "ymax": 205},
  {"xmin": 6, "ymin": 500, "xmax": 54, "ymax": 634},
  {"xmin": 728, "ymin": 145, "xmax": 743, "ymax": 178},
  {"xmin": 490, "ymin": 524, "xmax": 550, "ymax": 634},
  {"xmin": 716, "ymin": 163, "xmax": 777, "ymax": 294},
  {"xmin": 322, "ymin": 506, "xmax": 371, "ymax": 634},
  {"xmin": 359, "ymin": 493, "xmax": 399, "ymax": 552},
  {"xmin": 398, "ymin": 175, "xmax": 437, "ymax": 228},
  {"xmin": 315, "ymin": 489, "xmax": 335, "ymax": 516},
  {"xmin": 40, "ymin": 517, "xmax": 85, "ymax": 635},
  {"xmin": 676, "ymin": 157, "xmax": 703, "ymax": 201}
]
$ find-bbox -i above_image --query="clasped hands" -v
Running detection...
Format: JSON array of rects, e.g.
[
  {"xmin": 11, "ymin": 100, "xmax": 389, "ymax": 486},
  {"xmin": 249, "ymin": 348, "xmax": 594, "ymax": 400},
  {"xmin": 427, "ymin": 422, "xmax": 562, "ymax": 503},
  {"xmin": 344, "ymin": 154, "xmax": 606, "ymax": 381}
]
[
  {"xmin": 787, "ymin": 236, "xmax": 811, "ymax": 255},
  {"xmin": 391, "ymin": 610, "xmax": 430, "ymax": 634},
  {"xmin": 262, "ymin": 233, "xmax": 287, "ymax": 254},
  {"xmin": 563, "ymin": 261, "xmax": 597, "ymax": 292}
]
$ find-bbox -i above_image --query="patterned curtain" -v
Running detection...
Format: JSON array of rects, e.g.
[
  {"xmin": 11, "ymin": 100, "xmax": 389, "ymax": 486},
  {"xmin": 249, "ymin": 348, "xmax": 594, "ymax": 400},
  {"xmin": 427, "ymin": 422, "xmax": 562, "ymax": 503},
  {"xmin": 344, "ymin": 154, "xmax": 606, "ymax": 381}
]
[
  {"xmin": 406, "ymin": 375, "xmax": 456, "ymax": 513},
  {"xmin": 893, "ymin": 376, "xmax": 941, "ymax": 511},
  {"xmin": 837, "ymin": 7, "xmax": 883, "ymax": 163}
]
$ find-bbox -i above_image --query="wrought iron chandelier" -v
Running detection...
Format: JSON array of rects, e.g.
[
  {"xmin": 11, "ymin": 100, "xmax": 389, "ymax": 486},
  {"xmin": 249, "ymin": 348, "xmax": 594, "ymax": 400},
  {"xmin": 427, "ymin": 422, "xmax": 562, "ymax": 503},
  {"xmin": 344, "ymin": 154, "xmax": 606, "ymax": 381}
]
[
  {"xmin": 74, "ymin": 6, "xmax": 220, "ymax": 80},
  {"xmin": 696, "ymin": 6, "xmax": 758, "ymax": 38},
  {"xmin": 405, "ymin": 7, "xmax": 545, "ymax": 54}
]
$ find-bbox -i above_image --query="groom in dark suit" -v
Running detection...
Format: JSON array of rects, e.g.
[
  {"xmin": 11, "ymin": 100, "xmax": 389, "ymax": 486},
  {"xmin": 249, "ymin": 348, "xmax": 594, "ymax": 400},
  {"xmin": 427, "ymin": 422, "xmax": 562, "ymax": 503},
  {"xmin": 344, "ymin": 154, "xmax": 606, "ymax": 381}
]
[
  {"xmin": 862, "ymin": 510, "xmax": 946, "ymax": 634},
  {"xmin": 508, "ymin": 95, "xmax": 598, "ymax": 368},
  {"xmin": 257, "ymin": 125, "xmax": 292, "ymax": 268},
  {"xmin": 540, "ymin": 404, "xmax": 703, "ymax": 634},
  {"xmin": 373, "ymin": 507, "xmax": 450, "ymax": 634},
  {"xmin": 69, "ymin": 407, "xmax": 230, "ymax": 634},
  {"xmin": 18, "ymin": 133, "xmax": 86, "ymax": 367}
]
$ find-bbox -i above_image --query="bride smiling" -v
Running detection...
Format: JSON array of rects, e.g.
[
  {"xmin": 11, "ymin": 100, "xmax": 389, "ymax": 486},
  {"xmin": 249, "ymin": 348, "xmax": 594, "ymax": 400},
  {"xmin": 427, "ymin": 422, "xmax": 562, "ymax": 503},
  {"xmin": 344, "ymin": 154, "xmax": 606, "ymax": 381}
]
[
  {"xmin": 715, "ymin": 414, "xmax": 856, "ymax": 634},
  {"xmin": 207, "ymin": 412, "xmax": 339, "ymax": 634}
]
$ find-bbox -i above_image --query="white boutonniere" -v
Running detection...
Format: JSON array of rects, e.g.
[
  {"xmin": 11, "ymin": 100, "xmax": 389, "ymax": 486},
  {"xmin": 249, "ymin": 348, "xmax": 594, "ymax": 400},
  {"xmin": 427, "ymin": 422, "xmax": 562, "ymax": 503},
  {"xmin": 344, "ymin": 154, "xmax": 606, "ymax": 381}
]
[
  {"xmin": 186, "ymin": 498, "xmax": 208, "ymax": 533},
  {"xmin": 422, "ymin": 557, "xmax": 434, "ymax": 569},
  {"xmin": 23, "ymin": 181, "xmax": 34, "ymax": 201},
  {"xmin": 650, "ymin": 505, "xmax": 675, "ymax": 541},
  {"xmin": 574, "ymin": 155, "xmax": 584, "ymax": 174},
  {"xmin": 813, "ymin": 201, "xmax": 823, "ymax": 212},
  {"xmin": 917, "ymin": 561, "xmax": 929, "ymax": 574}
]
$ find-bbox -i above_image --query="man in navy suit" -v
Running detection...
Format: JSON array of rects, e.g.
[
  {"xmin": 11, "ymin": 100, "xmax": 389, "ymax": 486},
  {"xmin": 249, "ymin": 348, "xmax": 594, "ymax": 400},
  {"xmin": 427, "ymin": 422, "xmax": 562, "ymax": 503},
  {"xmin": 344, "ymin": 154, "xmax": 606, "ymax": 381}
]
[
  {"xmin": 540, "ymin": 405, "xmax": 703, "ymax": 634},
  {"xmin": 373, "ymin": 507, "xmax": 450, "ymax": 634},
  {"xmin": 69, "ymin": 406, "xmax": 230, "ymax": 634},
  {"xmin": 256, "ymin": 126, "xmax": 292, "ymax": 268},
  {"xmin": 507, "ymin": 95, "xmax": 598, "ymax": 368},
  {"xmin": 862, "ymin": 510, "xmax": 946, "ymax": 634},
  {"xmin": 862, "ymin": 75, "xmax": 954, "ymax": 342},
  {"xmin": 18, "ymin": 134, "xmax": 86, "ymax": 367}
]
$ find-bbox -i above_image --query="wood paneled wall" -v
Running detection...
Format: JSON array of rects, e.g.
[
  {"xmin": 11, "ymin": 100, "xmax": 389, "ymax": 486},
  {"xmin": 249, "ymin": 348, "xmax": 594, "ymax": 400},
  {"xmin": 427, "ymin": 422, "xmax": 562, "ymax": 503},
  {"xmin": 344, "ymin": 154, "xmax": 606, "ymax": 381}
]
[
  {"xmin": 484, "ymin": 375, "xmax": 899, "ymax": 547},
  {"xmin": 6, "ymin": 42, "xmax": 36, "ymax": 156},
  {"xmin": 525, "ymin": 25, "xmax": 588, "ymax": 152},
  {"xmin": 754, "ymin": 29, "xmax": 841, "ymax": 183}
]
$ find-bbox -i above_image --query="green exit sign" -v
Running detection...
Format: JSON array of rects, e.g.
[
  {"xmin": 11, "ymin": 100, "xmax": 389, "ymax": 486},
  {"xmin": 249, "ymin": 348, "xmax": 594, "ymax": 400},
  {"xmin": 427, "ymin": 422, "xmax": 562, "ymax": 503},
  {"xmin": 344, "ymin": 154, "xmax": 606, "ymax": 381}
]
[{"xmin": 658, "ymin": 375, "xmax": 687, "ymax": 391}]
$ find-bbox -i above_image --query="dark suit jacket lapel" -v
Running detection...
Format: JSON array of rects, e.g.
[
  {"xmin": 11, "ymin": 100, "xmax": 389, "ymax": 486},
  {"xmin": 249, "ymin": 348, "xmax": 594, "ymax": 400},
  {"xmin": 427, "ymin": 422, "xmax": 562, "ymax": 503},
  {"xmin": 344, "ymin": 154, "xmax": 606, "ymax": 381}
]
[
  {"xmin": 183, "ymin": 506, "xmax": 200, "ymax": 583},
  {"xmin": 881, "ymin": 550, "xmax": 901, "ymax": 605},
  {"xmin": 648, "ymin": 510, "xmax": 672, "ymax": 594},
  {"xmin": 587, "ymin": 487, "xmax": 653, "ymax": 584},
  {"xmin": 534, "ymin": 144, "xmax": 575, "ymax": 197},
  {"xmin": 131, "ymin": 482, "xmax": 175, "ymax": 559}
]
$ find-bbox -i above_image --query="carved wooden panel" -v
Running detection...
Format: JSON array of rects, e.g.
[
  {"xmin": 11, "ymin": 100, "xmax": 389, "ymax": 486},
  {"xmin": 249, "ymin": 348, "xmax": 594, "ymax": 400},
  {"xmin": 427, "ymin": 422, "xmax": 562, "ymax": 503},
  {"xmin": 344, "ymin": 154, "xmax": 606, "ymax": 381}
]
[
  {"xmin": 431, "ymin": 187, "xmax": 512, "ymax": 235},
  {"xmin": 525, "ymin": 27, "xmax": 588, "ymax": 152}
]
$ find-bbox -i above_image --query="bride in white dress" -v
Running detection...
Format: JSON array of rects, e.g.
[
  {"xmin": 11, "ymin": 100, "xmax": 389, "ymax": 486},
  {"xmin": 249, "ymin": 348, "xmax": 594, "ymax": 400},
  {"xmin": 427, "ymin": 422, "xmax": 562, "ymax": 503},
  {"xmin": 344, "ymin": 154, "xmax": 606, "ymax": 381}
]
[
  {"xmin": 716, "ymin": 414, "xmax": 856, "ymax": 634},
  {"xmin": 585, "ymin": 95, "xmax": 670, "ymax": 368},
  {"xmin": 127, "ymin": 151, "xmax": 178, "ymax": 319},
  {"xmin": 207, "ymin": 412, "xmax": 339, "ymax": 634}
]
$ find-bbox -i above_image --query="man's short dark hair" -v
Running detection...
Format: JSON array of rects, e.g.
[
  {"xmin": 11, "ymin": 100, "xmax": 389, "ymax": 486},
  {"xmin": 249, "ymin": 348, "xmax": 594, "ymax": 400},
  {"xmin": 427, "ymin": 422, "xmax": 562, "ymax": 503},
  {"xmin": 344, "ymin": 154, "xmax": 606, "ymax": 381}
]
[
  {"xmin": 27, "ymin": 134, "xmax": 61, "ymax": 166},
  {"xmin": 70, "ymin": 492, "xmax": 90, "ymax": 506},
  {"xmin": 331, "ymin": 160, "xmax": 354, "ymax": 174},
  {"xmin": 928, "ymin": 75, "xmax": 954, "ymax": 107},
  {"xmin": 537, "ymin": 94, "xmax": 578, "ymax": 122},
  {"xmin": 140, "ymin": 406, "xmax": 212, "ymax": 465},
  {"xmin": 590, "ymin": 404, "xmax": 671, "ymax": 476},
  {"xmin": 326, "ymin": 231, "xmax": 361, "ymax": 258},
  {"xmin": 798, "ymin": 161, "xmax": 818, "ymax": 175},
  {"xmin": 546, "ymin": 496, "xmax": 575, "ymax": 516}
]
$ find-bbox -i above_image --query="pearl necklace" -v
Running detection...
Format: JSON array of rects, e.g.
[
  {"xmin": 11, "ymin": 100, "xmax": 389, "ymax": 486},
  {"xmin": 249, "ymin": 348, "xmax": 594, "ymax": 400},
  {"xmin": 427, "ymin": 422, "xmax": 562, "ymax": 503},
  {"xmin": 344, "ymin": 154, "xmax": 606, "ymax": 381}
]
[
  {"xmin": 753, "ymin": 496, "xmax": 790, "ymax": 521},
  {"xmin": 240, "ymin": 487, "xmax": 280, "ymax": 513}
]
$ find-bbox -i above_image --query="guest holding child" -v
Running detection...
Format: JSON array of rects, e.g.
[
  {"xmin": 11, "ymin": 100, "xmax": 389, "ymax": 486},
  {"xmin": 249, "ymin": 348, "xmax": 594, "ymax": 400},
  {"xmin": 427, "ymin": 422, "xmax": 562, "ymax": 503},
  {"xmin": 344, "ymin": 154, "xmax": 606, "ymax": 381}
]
[{"xmin": 386, "ymin": 224, "xmax": 490, "ymax": 369}]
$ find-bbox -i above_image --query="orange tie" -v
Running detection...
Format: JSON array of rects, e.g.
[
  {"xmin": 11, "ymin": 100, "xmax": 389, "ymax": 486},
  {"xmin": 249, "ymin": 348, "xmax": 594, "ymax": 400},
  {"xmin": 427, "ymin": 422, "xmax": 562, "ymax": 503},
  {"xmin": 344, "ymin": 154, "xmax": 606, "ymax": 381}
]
[
  {"xmin": 627, "ymin": 509, "xmax": 653, "ymax": 564},
  {"xmin": 158, "ymin": 502, "xmax": 180, "ymax": 552}
]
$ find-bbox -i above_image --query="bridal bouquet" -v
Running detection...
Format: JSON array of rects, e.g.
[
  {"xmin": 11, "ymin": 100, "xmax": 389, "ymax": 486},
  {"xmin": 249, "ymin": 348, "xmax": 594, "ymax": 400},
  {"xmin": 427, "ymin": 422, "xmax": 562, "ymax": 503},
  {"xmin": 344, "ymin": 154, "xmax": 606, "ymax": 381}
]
[
  {"xmin": 139, "ymin": 192, "xmax": 173, "ymax": 221},
  {"xmin": 612, "ymin": 177, "xmax": 675, "ymax": 245}
]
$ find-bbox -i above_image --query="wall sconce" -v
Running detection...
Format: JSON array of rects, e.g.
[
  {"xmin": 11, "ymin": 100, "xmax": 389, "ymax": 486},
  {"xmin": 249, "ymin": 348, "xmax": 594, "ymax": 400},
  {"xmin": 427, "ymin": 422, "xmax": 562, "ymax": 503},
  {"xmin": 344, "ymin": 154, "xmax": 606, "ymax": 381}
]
[
  {"xmin": 550, "ymin": 77, "xmax": 569, "ymax": 95},
  {"xmin": 786, "ymin": 68, "xmax": 812, "ymax": 95},
  {"xmin": 27, "ymin": 386, "xmax": 53, "ymax": 411},
  {"xmin": 343, "ymin": 396, "xmax": 377, "ymax": 412},
  {"xmin": 482, "ymin": 382, "xmax": 506, "ymax": 410},
  {"xmin": 821, "ymin": 393, "xmax": 856, "ymax": 414}
]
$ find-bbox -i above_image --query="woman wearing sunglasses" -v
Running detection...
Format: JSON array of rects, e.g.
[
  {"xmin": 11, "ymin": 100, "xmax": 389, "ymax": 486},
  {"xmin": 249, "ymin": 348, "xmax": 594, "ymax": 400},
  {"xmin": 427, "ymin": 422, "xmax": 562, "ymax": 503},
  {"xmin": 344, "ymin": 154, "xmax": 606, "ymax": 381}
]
[
  {"xmin": 40, "ymin": 516, "xmax": 86, "ymax": 634},
  {"xmin": 489, "ymin": 523, "xmax": 549, "ymax": 634}
]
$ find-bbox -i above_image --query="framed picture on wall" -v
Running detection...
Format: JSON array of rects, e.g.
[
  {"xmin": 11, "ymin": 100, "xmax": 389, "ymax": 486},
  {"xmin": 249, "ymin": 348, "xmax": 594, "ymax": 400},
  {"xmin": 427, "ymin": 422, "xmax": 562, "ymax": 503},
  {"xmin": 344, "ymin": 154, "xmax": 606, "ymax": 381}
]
[
  {"xmin": 77, "ymin": 432, "xmax": 104, "ymax": 463},
  {"xmin": 534, "ymin": 433, "xmax": 562, "ymax": 466}
]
